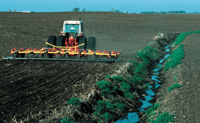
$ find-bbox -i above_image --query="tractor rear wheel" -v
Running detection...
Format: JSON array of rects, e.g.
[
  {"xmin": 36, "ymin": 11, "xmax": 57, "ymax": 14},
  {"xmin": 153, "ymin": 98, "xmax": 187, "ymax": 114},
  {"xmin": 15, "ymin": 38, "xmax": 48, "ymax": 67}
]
[
  {"xmin": 78, "ymin": 37, "xmax": 87, "ymax": 50},
  {"xmin": 47, "ymin": 36, "xmax": 57, "ymax": 48},
  {"xmin": 87, "ymin": 37, "xmax": 96, "ymax": 51},
  {"xmin": 56, "ymin": 36, "xmax": 64, "ymax": 46}
]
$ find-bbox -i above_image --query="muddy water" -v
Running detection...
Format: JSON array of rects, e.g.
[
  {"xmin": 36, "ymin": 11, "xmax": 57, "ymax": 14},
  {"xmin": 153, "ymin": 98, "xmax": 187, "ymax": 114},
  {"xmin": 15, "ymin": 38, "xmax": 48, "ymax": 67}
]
[{"xmin": 115, "ymin": 44, "xmax": 172, "ymax": 123}]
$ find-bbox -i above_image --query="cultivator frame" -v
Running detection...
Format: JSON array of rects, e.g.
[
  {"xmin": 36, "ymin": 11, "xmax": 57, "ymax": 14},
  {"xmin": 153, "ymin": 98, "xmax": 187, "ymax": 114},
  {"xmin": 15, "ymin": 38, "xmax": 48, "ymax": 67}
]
[{"xmin": 4, "ymin": 42, "xmax": 120, "ymax": 63}]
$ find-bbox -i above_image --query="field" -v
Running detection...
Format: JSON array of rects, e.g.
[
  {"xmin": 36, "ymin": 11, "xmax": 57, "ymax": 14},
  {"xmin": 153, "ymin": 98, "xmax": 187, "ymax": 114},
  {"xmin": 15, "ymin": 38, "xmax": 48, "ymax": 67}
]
[{"xmin": 0, "ymin": 12, "xmax": 200, "ymax": 122}]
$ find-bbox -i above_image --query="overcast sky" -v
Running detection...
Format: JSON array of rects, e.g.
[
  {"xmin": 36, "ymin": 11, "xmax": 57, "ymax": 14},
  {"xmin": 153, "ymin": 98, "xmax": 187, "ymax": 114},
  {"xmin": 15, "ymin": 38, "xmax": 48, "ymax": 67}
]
[{"xmin": 0, "ymin": 0, "xmax": 200, "ymax": 13}]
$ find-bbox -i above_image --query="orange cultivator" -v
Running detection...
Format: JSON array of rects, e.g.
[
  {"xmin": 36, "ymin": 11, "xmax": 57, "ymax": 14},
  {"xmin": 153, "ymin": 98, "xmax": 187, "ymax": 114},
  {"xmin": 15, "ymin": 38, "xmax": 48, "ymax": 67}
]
[
  {"xmin": 5, "ymin": 42, "xmax": 120, "ymax": 63},
  {"xmin": 3, "ymin": 20, "xmax": 120, "ymax": 63}
]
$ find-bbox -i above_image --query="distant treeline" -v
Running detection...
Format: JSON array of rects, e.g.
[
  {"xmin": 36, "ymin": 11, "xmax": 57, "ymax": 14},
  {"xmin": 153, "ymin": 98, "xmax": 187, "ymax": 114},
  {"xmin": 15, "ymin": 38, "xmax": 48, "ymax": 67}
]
[{"xmin": 140, "ymin": 11, "xmax": 186, "ymax": 14}]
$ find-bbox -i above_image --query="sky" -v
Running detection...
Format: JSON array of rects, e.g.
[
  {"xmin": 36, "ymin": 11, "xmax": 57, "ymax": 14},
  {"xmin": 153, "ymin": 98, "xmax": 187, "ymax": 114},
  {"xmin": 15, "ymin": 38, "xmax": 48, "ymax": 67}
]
[{"xmin": 0, "ymin": 0, "xmax": 200, "ymax": 13}]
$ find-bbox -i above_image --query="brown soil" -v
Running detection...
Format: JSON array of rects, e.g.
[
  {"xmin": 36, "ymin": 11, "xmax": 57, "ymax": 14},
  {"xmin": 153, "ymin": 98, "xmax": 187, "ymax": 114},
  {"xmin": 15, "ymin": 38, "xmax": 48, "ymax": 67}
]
[
  {"xmin": 1, "ymin": 12, "xmax": 200, "ymax": 123},
  {"xmin": 1, "ymin": 12, "xmax": 200, "ymax": 61},
  {"xmin": 0, "ymin": 61, "xmax": 112, "ymax": 122}
]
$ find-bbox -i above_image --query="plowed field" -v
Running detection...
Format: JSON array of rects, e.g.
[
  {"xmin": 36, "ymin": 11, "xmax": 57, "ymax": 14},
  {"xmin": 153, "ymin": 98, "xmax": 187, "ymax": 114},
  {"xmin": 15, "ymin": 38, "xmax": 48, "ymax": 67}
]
[
  {"xmin": 0, "ymin": 60, "xmax": 123, "ymax": 122},
  {"xmin": 1, "ymin": 12, "xmax": 200, "ymax": 122}
]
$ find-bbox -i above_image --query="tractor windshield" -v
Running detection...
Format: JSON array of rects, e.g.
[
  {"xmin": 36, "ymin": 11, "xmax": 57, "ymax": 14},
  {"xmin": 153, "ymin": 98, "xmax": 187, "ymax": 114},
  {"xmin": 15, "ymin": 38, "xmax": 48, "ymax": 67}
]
[{"xmin": 64, "ymin": 24, "xmax": 79, "ymax": 33}]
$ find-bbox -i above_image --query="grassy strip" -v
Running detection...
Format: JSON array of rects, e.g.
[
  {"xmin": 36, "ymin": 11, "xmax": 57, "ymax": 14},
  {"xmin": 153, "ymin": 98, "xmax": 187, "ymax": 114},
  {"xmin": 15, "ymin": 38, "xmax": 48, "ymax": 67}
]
[
  {"xmin": 174, "ymin": 30, "xmax": 200, "ymax": 45},
  {"xmin": 145, "ymin": 103, "xmax": 175, "ymax": 123},
  {"xmin": 168, "ymin": 83, "xmax": 182, "ymax": 93},
  {"xmin": 164, "ymin": 44, "xmax": 184, "ymax": 71},
  {"xmin": 145, "ymin": 103, "xmax": 161, "ymax": 117},
  {"xmin": 164, "ymin": 30, "xmax": 200, "ymax": 96},
  {"xmin": 165, "ymin": 30, "xmax": 200, "ymax": 71},
  {"xmin": 148, "ymin": 112, "xmax": 175, "ymax": 123}
]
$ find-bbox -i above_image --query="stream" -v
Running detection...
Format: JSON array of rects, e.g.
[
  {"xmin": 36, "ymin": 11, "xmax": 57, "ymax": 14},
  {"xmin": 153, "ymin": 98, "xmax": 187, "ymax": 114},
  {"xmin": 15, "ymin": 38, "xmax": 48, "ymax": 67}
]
[{"xmin": 115, "ymin": 44, "xmax": 173, "ymax": 123}]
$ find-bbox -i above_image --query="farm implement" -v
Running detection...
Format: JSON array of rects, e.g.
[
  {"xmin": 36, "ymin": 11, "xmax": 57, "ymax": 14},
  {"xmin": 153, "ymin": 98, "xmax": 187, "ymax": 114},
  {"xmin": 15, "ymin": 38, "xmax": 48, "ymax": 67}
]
[{"xmin": 3, "ymin": 20, "xmax": 120, "ymax": 63}]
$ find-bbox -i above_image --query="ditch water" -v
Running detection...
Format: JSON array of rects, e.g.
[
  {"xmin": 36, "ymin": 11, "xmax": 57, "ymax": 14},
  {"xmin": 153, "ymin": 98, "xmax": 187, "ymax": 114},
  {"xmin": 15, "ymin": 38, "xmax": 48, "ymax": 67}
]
[{"xmin": 115, "ymin": 44, "xmax": 173, "ymax": 123}]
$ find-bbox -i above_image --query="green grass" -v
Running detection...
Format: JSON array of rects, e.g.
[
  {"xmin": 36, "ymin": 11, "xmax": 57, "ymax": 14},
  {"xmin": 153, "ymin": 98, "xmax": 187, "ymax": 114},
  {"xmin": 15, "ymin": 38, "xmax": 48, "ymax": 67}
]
[
  {"xmin": 97, "ymin": 80, "xmax": 112, "ymax": 97},
  {"xmin": 158, "ymin": 33, "xmax": 165, "ymax": 37},
  {"xmin": 60, "ymin": 117, "xmax": 75, "ymax": 123},
  {"xmin": 145, "ymin": 103, "xmax": 161, "ymax": 117},
  {"xmin": 174, "ymin": 30, "xmax": 200, "ymax": 45},
  {"xmin": 164, "ymin": 44, "xmax": 185, "ymax": 71},
  {"xmin": 143, "ymin": 83, "xmax": 149, "ymax": 90},
  {"xmin": 66, "ymin": 97, "xmax": 81, "ymax": 106},
  {"xmin": 165, "ymin": 30, "xmax": 200, "ymax": 71},
  {"xmin": 111, "ymin": 75, "xmax": 125, "ymax": 83},
  {"xmin": 148, "ymin": 112, "xmax": 175, "ymax": 123},
  {"xmin": 168, "ymin": 83, "xmax": 182, "ymax": 93},
  {"xmin": 93, "ymin": 104, "xmax": 115, "ymax": 122},
  {"xmin": 101, "ymin": 112, "xmax": 113, "ymax": 122},
  {"xmin": 96, "ymin": 100, "xmax": 125, "ymax": 112},
  {"xmin": 127, "ymin": 46, "xmax": 159, "ymax": 87}
]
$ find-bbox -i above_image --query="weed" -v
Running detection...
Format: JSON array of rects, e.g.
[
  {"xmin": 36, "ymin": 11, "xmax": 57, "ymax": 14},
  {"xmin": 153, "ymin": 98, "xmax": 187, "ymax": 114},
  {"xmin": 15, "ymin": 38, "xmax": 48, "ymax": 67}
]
[
  {"xmin": 147, "ymin": 112, "xmax": 157, "ymax": 117},
  {"xmin": 97, "ymin": 80, "xmax": 111, "ymax": 89},
  {"xmin": 149, "ymin": 42, "xmax": 155, "ymax": 44},
  {"xmin": 124, "ymin": 92, "xmax": 134, "ymax": 100},
  {"xmin": 100, "ymin": 112, "xmax": 113, "ymax": 122},
  {"xmin": 96, "ymin": 100, "xmax": 125, "ymax": 112},
  {"xmin": 111, "ymin": 86, "xmax": 118, "ymax": 93},
  {"xmin": 134, "ymin": 63, "xmax": 148, "ymax": 77},
  {"xmin": 149, "ymin": 112, "xmax": 174, "ymax": 123},
  {"xmin": 60, "ymin": 117, "xmax": 75, "ymax": 123},
  {"xmin": 128, "ymin": 59, "xmax": 139, "ymax": 67},
  {"xmin": 113, "ymin": 102, "xmax": 126, "ymax": 111},
  {"xmin": 132, "ymin": 75, "xmax": 144, "ymax": 85},
  {"xmin": 120, "ymin": 81, "xmax": 131, "ymax": 92},
  {"xmin": 145, "ymin": 103, "xmax": 161, "ymax": 116},
  {"xmin": 143, "ymin": 83, "xmax": 149, "ymax": 90},
  {"xmin": 66, "ymin": 97, "xmax": 81, "ymax": 106},
  {"xmin": 97, "ymin": 80, "xmax": 112, "ymax": 97},
  {"xmin": 105, "ymin": 75, "xmax": 111, "ymax": 79},
  {"xmin": 168, "ymin": 83, "xmax": 182, "ymax": 93},
  {"xmin": 174, "ymin": 77, "xmax": 177, "ymax": 81},
  {"xmin": 112, "ymin": 75, "xmax": 125, "ymax": 83}
]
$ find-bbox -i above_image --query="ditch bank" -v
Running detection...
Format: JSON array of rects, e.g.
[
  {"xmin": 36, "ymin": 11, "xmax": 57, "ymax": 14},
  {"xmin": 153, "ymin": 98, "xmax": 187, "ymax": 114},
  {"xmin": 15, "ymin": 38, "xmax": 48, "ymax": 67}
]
[
  {"xmin": 18, "ymin": 32, "xmax": 179, "ymax": 123},
  {"xmin": 139, "ymin": 30, "xmax": 200, "ymax": 123}
]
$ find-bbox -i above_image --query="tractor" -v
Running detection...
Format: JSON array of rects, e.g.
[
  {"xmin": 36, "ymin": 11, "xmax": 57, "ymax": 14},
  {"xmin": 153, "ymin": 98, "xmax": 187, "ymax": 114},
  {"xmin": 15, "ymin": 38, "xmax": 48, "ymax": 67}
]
[
  {"xmin": 6, "ymin": 20, "xmax": 120, "ymax": 62},
  {"xmin": 47, "ymin": 20, "xmax": 96, "ymax": 51}
]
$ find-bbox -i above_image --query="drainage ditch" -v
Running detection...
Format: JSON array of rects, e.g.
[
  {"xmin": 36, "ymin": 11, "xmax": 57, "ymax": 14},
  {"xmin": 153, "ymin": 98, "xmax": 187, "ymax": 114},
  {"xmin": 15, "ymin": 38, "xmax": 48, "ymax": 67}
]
[
  {"xmin": 115, "ymin": 43, "xmax": 174, "ymax": 123},
  {"xmin": 28, "ymin": 32, "xmax": 179, "ymax": 123}
]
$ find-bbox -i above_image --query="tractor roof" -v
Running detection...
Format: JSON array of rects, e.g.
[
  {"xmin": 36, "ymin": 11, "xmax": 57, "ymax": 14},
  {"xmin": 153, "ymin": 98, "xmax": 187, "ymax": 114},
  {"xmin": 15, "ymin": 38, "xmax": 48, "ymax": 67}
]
[{"xmin": 64, "ymin": 20, "xmax": 83, "ymax": 24}]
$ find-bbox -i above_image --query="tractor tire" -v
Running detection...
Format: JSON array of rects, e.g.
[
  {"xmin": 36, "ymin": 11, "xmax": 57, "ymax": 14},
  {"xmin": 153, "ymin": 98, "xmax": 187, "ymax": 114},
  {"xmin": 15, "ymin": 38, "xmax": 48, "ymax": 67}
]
[
  {"xmin": 78, "ymin": 37, "xmax": 87, "ymax": 50},
  {"xmin": 56, "ymin": 36, "xmax": 64, "ymax": 46},
  {"xmin": 87, "ymin": 37, "xmax": 96, "ymax": 51},
  {"xmin": 47, "ymin": 36, "xmax": 57, "ymax": 48}
]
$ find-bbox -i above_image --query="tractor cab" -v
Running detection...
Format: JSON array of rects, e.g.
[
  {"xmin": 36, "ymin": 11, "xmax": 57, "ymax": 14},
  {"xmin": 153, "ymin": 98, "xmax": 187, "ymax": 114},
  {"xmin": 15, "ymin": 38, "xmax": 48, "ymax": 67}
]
[{"xmin": 60, "ymin": 20, "xmax": 84, "ymax": 37}]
